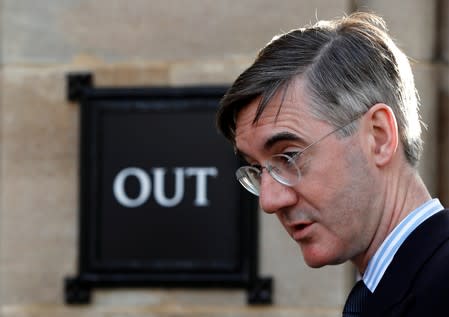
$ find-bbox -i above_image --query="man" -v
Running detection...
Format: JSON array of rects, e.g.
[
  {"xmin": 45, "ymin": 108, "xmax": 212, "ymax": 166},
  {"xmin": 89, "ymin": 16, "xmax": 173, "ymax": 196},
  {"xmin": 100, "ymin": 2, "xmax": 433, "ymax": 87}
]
[{"xmin": 216, "ymin": 12, "xmax": 449, "ymax": 316}]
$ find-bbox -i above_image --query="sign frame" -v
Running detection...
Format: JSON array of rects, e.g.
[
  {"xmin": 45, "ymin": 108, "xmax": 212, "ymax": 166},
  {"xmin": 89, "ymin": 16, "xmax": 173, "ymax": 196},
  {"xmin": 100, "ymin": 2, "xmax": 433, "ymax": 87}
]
[{"xmin": 64, "ymin": 73, "xmax": 272, "ymax": 305}]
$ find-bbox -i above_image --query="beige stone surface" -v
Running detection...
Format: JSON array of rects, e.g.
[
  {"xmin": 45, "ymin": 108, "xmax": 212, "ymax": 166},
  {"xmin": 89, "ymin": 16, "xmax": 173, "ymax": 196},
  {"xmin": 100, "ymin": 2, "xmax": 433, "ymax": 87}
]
[
  {"xmin": 0, "ymin": 67, "xmax": 78, "ymax": 305},
  {"xmin": 1, "ymin": 304, "xmax": 341, "ymax": 317},
  {"xmin": 413, "ymin": 63, "xmax": 440, "ymax": 195},
  {"xmin": 93, "ymin": 63, "xmax": 170, "ymax": 87},
  {"xmin": 1, "ymin": 68, "xmax": 78, "ymax": 161},
  {"xmin": 169, "ymin": 56, "xmax": 253, "ymax": 86},
  {"xmin": 92, "ymin": 288, "xmax": 245, "ymax": 307},
  {"xmin": 356, "ymin": 0, "xmax": 437, "ymax": 60},
  {"xmin": 2, "ymin": 0, "xmax": 349, "ymax": 64},
  {"xmin": 441, "ymin": 0, "xmax": 449, "ymax": 63}
]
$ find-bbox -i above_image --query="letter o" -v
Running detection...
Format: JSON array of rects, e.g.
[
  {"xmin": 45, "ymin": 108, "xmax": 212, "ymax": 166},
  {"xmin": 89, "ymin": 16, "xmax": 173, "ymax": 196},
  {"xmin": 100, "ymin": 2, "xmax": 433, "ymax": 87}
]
[{"xmin": 113, "ymin": 167, "xmax": 151, "ymax": 208}]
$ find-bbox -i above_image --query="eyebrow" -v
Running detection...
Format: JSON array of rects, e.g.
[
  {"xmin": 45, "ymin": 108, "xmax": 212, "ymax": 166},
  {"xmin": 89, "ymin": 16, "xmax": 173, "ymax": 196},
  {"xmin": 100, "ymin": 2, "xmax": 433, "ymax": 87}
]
[
  {"xmin": 235, "ymin": 131, "xmax": 307, "ymax": 162},
  {"xmin": 263, "ymin": 131, "xmax": 305, "ymax": 152}
]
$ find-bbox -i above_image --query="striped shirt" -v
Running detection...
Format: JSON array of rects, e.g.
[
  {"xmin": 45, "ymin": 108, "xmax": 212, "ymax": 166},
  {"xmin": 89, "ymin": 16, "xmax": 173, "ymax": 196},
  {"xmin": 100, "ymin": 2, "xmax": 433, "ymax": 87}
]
[{"xmin": 363, "ymin": 198, "xmax": 444, "ymax": 292}]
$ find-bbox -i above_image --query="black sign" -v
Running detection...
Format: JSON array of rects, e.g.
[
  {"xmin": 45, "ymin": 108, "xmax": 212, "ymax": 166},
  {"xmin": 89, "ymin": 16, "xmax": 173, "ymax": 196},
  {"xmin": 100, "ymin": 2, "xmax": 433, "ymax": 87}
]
[{"xmin": 64, "ymin": 73, "xmax": 272, "ymax": 304}]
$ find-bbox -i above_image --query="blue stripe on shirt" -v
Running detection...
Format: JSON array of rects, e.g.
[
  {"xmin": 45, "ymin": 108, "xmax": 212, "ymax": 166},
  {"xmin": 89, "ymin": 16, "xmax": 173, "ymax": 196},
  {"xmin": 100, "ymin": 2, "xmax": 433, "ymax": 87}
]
[{"xmin": 363, "ymin": 198, "xmax": 444, "ymax": 292}]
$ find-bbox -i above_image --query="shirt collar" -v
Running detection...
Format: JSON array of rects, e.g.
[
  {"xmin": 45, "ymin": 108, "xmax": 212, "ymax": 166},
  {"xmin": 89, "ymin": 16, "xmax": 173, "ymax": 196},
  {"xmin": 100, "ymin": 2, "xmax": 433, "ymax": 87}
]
[{"xmin": 362, "ymin": 198, "xmax": 444, "ymax": 292}]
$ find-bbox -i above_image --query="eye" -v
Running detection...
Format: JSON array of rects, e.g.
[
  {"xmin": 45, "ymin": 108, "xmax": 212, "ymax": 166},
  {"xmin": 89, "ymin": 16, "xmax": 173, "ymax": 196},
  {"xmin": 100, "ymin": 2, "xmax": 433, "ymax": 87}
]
[
  {"xmin": 281, "ymin": 151, "xmax": 306, "ymax": 170},
  {"xmin": 283, "ymin": 151, "xmax": 301, "ymax": 159},
  {"xmin": 272, "ymin": 153, "xmax": 297, "ymax": 169}
]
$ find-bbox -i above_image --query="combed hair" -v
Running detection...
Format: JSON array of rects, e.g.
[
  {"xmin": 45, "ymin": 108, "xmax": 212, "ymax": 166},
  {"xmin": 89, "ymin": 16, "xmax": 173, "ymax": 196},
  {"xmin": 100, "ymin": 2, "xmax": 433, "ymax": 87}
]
[{"xmin": 216, "ymin": 12, "xmax": 423, "ymax": 166}]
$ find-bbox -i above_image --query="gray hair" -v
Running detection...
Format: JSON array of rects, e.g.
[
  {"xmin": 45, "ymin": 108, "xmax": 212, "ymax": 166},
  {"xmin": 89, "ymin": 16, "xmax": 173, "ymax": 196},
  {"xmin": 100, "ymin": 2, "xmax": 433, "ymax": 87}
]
[{"xmin": 216, "ymin": 12, "xmax": 423, "ymax": 166}]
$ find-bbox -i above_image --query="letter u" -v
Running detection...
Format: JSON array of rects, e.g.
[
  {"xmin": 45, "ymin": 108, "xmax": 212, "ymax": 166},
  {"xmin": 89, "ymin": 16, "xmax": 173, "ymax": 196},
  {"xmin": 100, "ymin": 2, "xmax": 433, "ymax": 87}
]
[{"xmin": 152, "ymin": 167, "xmax": 185, "ymax": 207}]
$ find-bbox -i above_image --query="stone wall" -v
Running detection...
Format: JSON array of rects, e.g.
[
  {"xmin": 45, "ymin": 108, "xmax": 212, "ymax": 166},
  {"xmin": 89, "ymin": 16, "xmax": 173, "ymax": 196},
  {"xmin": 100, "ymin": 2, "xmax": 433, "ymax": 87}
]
[{"xmin": 1, "ymin": 1, "xmax": 447, "ymax": 316}]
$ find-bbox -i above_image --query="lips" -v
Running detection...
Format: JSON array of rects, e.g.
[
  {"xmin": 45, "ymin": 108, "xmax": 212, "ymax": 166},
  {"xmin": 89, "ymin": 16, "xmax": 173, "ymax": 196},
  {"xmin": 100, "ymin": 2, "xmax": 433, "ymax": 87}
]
[{"xmin": 290, "ymin": 222, "xmax": 314, "ymax": 240}]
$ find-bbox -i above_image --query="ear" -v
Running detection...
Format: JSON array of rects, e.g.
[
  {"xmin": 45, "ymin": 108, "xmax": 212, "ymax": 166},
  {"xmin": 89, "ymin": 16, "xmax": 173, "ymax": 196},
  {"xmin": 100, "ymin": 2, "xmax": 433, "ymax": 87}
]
[{"xmin": 364, "ymin": 103, "xmax": 399, "ymax": 167}]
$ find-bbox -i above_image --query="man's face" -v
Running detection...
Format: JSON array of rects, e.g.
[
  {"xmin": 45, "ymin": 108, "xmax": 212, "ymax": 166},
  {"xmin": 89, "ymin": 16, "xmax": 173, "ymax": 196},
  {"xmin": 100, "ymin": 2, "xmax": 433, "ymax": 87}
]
[{"xmin": 234, "ymin": 78, "xmax": 381, "ymax": 268}]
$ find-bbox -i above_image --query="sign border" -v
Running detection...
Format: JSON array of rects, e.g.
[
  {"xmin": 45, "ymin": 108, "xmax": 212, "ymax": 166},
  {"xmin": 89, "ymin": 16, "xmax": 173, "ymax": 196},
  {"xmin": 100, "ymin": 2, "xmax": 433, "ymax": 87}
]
[{"xmin": 64, "ymin": 73, "xmax": 273, "ymax": 305}]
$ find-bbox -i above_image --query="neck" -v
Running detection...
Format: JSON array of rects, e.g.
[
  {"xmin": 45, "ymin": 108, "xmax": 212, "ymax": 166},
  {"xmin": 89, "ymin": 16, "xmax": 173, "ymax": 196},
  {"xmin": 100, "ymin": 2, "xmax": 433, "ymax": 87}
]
[{"xmin": 352, "ymin": 164, "xmax": 431, "ymax": 274}]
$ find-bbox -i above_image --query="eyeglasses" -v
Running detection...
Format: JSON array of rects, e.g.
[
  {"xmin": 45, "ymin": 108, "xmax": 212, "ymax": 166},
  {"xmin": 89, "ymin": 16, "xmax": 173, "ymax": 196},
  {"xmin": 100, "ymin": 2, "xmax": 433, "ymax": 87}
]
[{"xmin": 236, "ymin": 114, "xmax": 364, "ymax": 196}]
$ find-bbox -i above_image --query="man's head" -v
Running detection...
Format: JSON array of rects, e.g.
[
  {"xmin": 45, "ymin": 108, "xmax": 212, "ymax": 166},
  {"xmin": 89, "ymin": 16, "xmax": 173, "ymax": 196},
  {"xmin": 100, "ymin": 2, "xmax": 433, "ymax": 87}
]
[
  {"xmin": 216, "ymin": 13, "xmax": 425, "ymax": 270},
  {"xmin": 217, "ymin": 12, "xmax": 422, "ymax": 166}
]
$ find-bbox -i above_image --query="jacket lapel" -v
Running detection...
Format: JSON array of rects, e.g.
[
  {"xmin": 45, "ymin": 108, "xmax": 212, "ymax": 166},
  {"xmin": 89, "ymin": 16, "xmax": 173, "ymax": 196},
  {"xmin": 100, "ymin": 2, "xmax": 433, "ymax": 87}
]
[{"xmin": 365, "ymin": 209, "xmax": 449, "ymax": 316}]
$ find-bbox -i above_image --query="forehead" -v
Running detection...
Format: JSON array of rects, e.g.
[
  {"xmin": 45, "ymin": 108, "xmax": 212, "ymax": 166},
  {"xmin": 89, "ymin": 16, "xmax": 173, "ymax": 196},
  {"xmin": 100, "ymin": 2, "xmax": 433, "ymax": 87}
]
[{"xmin": 235, "ymin": 78, "xmax": 322, "ymax": 156}]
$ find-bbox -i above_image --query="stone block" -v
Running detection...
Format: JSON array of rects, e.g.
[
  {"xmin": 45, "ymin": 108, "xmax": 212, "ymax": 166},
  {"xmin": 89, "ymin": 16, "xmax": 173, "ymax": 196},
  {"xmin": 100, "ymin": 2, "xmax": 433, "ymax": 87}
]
[
  {"xmin": 0, "ymin": 67, "xmax": 78, "ymax": 305},
  {"xmin": 93, "ymin": 63, "xmax": 170, "ymax": 87},
  {"xmin": 1, "ymin": 67, "xmax": 79, "ymax": 162},
  {"xmin": 93, "ymin": 288, "xmax": 245, "ymax": 307},
  {"xmin": 2, "ymin": 305, "xmax": 104, "ymax": 317},
  {"xmin": 356, "ymin": 0, "xmax": 437, "ymax": 61},
  {"xmin": 0, "ymin": 304, "xmax": 341, "ymax": 317},
  {"xmin": 2, "ymin": 0, "xmax": 349, "ymax": 64},
  {"xmin": 169, "ymin": 57, "xmax": 252, "ymax": 86},
  {"xmin": 0, "ymin": 156, "xmax": 78, "ymax": 304}
]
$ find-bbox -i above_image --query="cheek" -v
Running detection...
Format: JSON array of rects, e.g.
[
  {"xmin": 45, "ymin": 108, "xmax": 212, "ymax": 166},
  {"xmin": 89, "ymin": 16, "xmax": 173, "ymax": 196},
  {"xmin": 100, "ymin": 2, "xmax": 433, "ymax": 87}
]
[
  {"xmin": 302, "ymin": 145, "xmax": 377, "ymax": 256},
  {"xmin": 333, "ymin": 154, "xmax": 379, "ymax": 249},
  {"xmin": 300, "ymin": 160, "xmax": 349, "ymax": 214},
  {"xmin": 299, "ymin": 202, "xmax": 371, "ymax": 267},
  {"xmin": 305, "ymin": 139, "xmax": 372, "ymax": 213}
]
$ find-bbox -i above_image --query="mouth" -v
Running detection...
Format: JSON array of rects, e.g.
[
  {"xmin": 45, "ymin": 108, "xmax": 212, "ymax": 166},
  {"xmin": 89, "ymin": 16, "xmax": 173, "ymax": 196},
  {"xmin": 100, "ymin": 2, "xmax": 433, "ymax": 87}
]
[
  {"xmin": 290, "ymin": 222, "xmax": 314, "ymax": 241},
  {"xmin": 295, "ymin": 223, "xmax": 309, "ymax": 230}
]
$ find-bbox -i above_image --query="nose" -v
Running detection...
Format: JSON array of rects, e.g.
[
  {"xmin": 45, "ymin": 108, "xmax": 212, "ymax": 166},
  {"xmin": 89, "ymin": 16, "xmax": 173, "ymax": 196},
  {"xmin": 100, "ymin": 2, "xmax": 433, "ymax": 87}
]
[{"xmin": 258, "ymin": 169, "xmax": 297, "ymax": 214}]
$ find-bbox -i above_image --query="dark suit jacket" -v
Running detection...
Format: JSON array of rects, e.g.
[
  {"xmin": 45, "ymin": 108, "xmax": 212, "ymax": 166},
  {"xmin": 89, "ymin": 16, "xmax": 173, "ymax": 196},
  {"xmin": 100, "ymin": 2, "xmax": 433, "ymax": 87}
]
[{"xmin": 364, "ymin": 209, "xmax": 449, "ymax": 316}]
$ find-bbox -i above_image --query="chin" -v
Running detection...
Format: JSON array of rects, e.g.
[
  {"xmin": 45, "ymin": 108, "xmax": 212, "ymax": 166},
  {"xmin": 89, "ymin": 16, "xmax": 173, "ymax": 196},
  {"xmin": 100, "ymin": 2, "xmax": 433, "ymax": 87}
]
[
  {"xmin": 303, "ymin": 258, "xmax": 328, "ymax": 268},
  {"xmin": 301, "ymin": 249, "xmax": 344, "ymax": 268}
]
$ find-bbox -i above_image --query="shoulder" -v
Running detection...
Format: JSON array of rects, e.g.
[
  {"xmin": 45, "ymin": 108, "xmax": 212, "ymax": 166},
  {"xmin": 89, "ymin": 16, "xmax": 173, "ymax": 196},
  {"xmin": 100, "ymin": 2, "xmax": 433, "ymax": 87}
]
[
  {"xmin": 394, "ymin": 237, "xmax": 449, "ymax": 316},
  {"xmin": 367, "ymin": 210, "xmax": 449, "ymax": 316},
  {"xmin": 400, "ymin": 209, "xmax": 449, "ymax": 289},
  {"xmin": 412, "ymin": 233, "xmax": 449, "ymax": 291},
  {"xmin": 392, "ymin": 210, "xmax": 449, "ymax": 315}
]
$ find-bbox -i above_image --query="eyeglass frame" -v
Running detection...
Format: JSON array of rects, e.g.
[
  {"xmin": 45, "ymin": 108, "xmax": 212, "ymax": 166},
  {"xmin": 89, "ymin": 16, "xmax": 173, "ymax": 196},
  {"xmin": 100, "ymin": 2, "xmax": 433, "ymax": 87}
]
[{"xmin": 235, "ymin": 112, "xmax": 366, "ymax": 196}]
